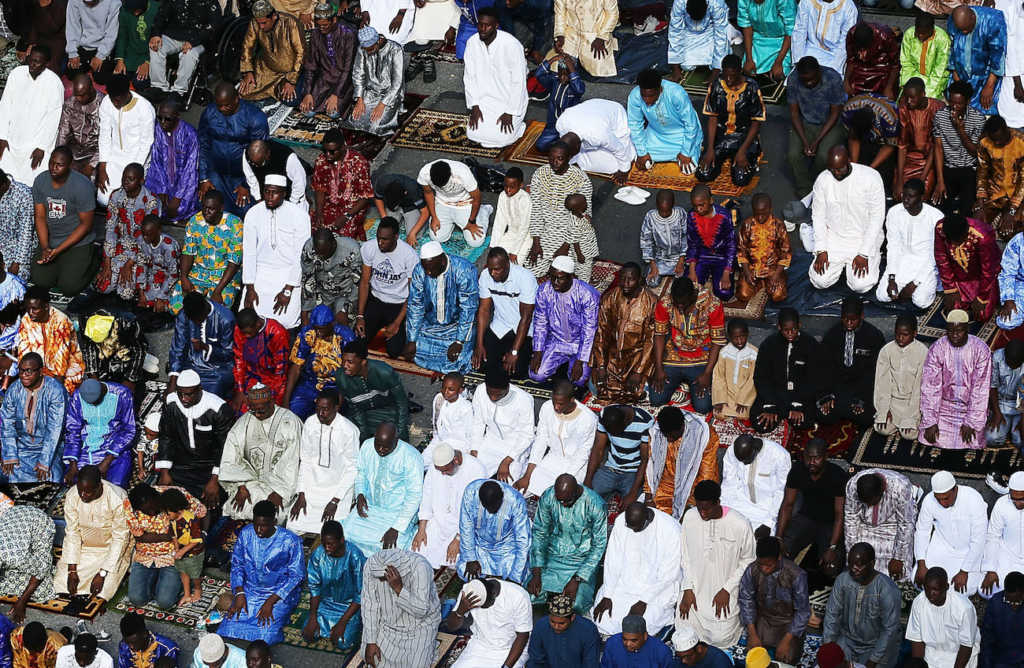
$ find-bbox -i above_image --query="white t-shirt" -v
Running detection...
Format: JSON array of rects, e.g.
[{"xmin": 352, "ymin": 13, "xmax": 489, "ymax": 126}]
[
  {"xmin": 417, "ymin": 159, "xmax": 478, "ymax": 207},
  {"xmin": 458, "ymin": 581, "xmax": 533, "ymax": 658},
  {"xmin": 478, "ymin": 263, "xmax": 537, "ymax": 338},
  {"xmin": 360, "ymin": 238, "xmax": 420, "ymax": 304},
  {"xmin": 56, "ymin": 645, "xmax": 114, "ymax": 668}
]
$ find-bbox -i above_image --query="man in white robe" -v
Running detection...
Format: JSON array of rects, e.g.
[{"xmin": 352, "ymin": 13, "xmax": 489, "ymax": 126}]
[
  {"xmin": 217, "ymin": 384, "xmax": 303, "ymax": 522},
  {"xmin": 463, "ymin": 8, "xmax": 528, "ymax": 148},
  {"xmin": 874, "ymin": 181, "xmax": 942, "ymax": 309},
  {"xmin": 446, "ymin": 578, "xmax": 532, "ymax": 668},
  {"xmin": 470, "ymin": 368, "xmax": 536, "ymax": 481},
  {"xmin": 242, "ymin": 174, "xmax": 311, "ymax": 330},
  {"xmin": 361, "ymin": 0, "xmax": 416, "ymax": 45},
  {"xmin": 555, "ymin": 99, "xmax": 637, "ymax": 178},
  {"xmin": 413, "ymin": 443, "xmax": 487, "ymax": 569},
  {"xmin": 515, "ymin": 379, "xmax": 597, "ymax": 498},
  {"xmin": 677, "ymin": 480, "xmax": 755, "ymax": 649},
  {"xmin": 981, "ymin": 471, "xmax": 1024, "ymax": 598},
  {"xmin": 288, "ymin": 390, "xmax": 360, "ymax": 534},
  {"xmin": 553, "ymin": 0, "xmax": 618, "ymax": 77},
  {"xmin": 906, "ymin": 567, "xmax": 980, "ymax": 668},
  {"xmin": 720, "ymin": 434, "xmax": 791, "ymax": 535},
  {"xmin": 790, "ymin": 0, "xmax": 859, "ymax": 74},
  {"xmin": 996, "ymin": 0, "xmax": 1024, "ymax": 129},
  {"xmin": 96, "ymin": 74, "xmax": 155, "ymax": 206},
  {"xmin": 0, "ymin": 48, "xmax": 64, "ymax": 186},
  {"xmin": 592, "ymin": 501, "xmax": 682, "ymax": 636},
  {"xmin": 914, "ymin": 470, "xmax": 988, "ymax": 597},
  {"xmin": 809, "ymin": 146, "xmax": 886, "ymax": 294}
]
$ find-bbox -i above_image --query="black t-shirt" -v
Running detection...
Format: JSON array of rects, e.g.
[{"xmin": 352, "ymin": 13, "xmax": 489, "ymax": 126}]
[{"xmin": 785, "ymin": 460, "xmax": 849, "ymax": 524}]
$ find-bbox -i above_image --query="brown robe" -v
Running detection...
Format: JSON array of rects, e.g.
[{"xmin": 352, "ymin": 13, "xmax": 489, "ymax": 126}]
[
  {"xmin": 239, "ymin": 12, "xmax": 305, "ymax": 102},
  {"xmin": 590, "ymin": 285, "xmax": 657, "ymax": 404}
]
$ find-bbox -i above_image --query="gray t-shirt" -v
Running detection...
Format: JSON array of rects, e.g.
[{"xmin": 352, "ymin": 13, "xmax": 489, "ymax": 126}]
[
  {"xmin": 32, "ymin": 170, "xmax": 96, "ymax": 248},
  {"xmin": 360, "ymin": 238, "xmax": 419, "ymax": 304}
]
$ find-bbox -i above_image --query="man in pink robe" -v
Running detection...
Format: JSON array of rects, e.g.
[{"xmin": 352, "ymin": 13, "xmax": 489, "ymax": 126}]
[{"xmin": 919, "ymin": 309, "xmax": 992, "ymax": 450}]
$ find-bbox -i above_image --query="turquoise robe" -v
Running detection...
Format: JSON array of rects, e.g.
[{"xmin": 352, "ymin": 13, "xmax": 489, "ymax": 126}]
[
  {"xmin": 342, "ymin": 440, "xmax": 423, "ymax": 557},
  {"xmin": 737, "ymin": 0, "xmax": 796, "ymax": 75},
  {"xmin": 307, "ymin": 543, "xmax": 365, "ymax": 649},
  {"xmin": 626, "ymin": 80, "xmax": 704, "ymax": 163}
]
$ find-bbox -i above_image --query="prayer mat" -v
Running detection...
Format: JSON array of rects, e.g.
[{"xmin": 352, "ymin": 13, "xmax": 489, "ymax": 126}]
[
  {"xmin": 505, "ymin": 120, "xmax": 759, "ymax": 197},
  {"xmin": 364, "ymin": 213, "xmax": 491, "ymax": 264},
  {"xmin": 282, "ymin": 589, "xmax": 362, "ymax": 656},
  {"xmin": 269, "ymin": 93, "xmax": 428, "ymax": 158},
  {"xmin": 389, "ymin": 109, "xmax": 507, "ymax": 159},
  {"xmin": 340, "ymin": 631, "xmax": 463, "ymax": 667},
  {"xmin": 723, "ymin": 286, "xmax": 770, "ymax": 321},
  {"xmin": 109, "ymin": 575, "xmax": 232, "ymax": 629},
  {"xmin": 850, "ymin": 429, "xmax": 1024, "ymax": 479},
  {"xmin": 788, "ymin": 420, "xmax": 861, "ymax": 458},
  {"xmin": 0, "ymin": 482, "xmax": 67, "ymax": 518},
  {"xmin": 724, "ymin": 632, "xmax": 824, "ymax": 668},
  {"xmin": 0, "ymin": 592, "xmax": 106, "ymax": 620},
  {"xmin": 676, "ymin": 67, "xmax": 788, "ymax": 106},
  {"xmin": 915, "ymin": 296, "xmax": 998, "ymax": 346},
  {"xmin": 409, "ymin": 42, "xmax": 460, "ymax": 66},
  {"xmin": 710, "ymin": 415, "xmax": 791, "ymax": 449}
]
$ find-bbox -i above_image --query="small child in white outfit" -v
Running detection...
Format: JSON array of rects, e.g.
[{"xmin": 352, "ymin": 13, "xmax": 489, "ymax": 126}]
[{"xmin": 420, "ymin": 372, "xmax": 474, "ymax": 469}]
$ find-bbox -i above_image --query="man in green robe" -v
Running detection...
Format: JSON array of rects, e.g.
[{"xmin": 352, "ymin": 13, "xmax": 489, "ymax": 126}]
[
  {"xmin": 899, "ymin": 13, "xmax": 952, "ymax": 99},
  {"xmin": 738, "ymin": 0, "xmax": 797, "ymax": 79},
  {"xmin": 526, "ymin": 474, "xmax": 608, "ymax": 614},
  {"xmin": 335, "ymin": 340, "xmax": 410, "ymax": 442}
]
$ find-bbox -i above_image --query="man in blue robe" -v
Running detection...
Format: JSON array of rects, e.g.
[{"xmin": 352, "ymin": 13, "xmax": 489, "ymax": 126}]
[
  {"xmin": 0, "ymin": 256, "xmax": 25, "ymax": 380},
  {"xmin": 403, "ymin": 241, "xmax": 479, "ymax": 374},
  {"xmin": 168, "ymin": 291, "xmax": 235, "ymax": 399},
  {"xmin": 601, "ymin": 615, "xmax": 674, "ymax": 667},
  {"xmin": 341, "ymin": 422, "xmax": 423, "ymax": 557},
  {"xmin": 627, "ymin": 70, "xmax": 704, "ymax": 175},
  {"xmin": 198, "ymin": 82, "xmax": 269, "ymax": 217},
  {"xmin": 303, "ymin": 520, "xmax": 364, "ymax": 650},
  {"xmin": 63, "ymin": 379, "xmax": 136, "ymax": 487},
  {"xmin": 221, "ymin": 500, "xmax": 305, "ymax": 645},
  {"xmin": 0, "ymin": 353, "xmax": 65, "ymax": 483},
  {"xmin": 948, "ymin": 5, "xmax": 1006, "ymax": 114},
  {"xmin": 458, "ymin": 478, "xmax": 532, "ymax": 584}
]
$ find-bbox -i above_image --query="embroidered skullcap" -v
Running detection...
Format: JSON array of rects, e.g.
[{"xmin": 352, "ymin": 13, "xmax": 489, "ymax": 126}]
[
  {"xmin": 420, "ymin": 240, "xmax": 444, "ymax": 259},
  {"xmin": 816, "ymin": 642, "xmax": 846, "ymax": 668},
  {"xmin": 1010, "ymin": 471, "xmax": 1024, "ymax": 491},
  {"xmin": 462, "ymin": 578, "xmax": 487, "ymax": 605},
  {"xmin": 672, "ymin": 626, "xmax": 699, "ymax": 652},
  {"xmin": 79, "ymin": 378, "xmax": 104, "ymax": 404},
  {"xmin": 931, "ymin": 470, "xmax": 956, "ymax": 494},
  {"xmin": 313, "ymin": 1, "xmax": 335, "ymax": 18},
  {"xmin": 358, "ymin": 26, "xmax": 379, "ymax": 47},
  {"xmin": 197, "ymin": 634, "xmax": 227, "ymax": 663},
  {"xmin": 432, "ymin": 443, "xmax": 455, "ymax": 466},
  {"xmin": 144, "ymin": 412, "xmax": 162, "ymax": 432},
  {"xmin": 263, "ymin": 173, "xmax": 287, "ymax": 187},
  {"xmin": 551, "ymin": 255, "xmax": 575, "ymax": 274},
  {"xmin": 247, "ymin": 382, "xmax": 273, "ymax": 401},
  {"xmin": 621, "ymin": 615, "xmax": 646, "ymax": 634},
  {"xmin": 547, "ymin": 593, "xmax": 574, "ymax": 617},
  {"xmin": 251, "ymin": 0, "xmax": 274, "ymax": 16},
  {"xmin": 84, "ymin": 314, "xmax": 115, "ymax": 343},
  {"xmin": 177, "ymin": 369, "xmax": 201, "ymax": 388},
  {"xmin": 309, "ymin": 304, "xmax": 334, "ymax": 327},
  {"xmin": 746, "ymin": 647, "xmax": 771, "ymax": 668},
  {"xmin": 946, "ymin": 309, "xmax": 969, "ymax": 324}
]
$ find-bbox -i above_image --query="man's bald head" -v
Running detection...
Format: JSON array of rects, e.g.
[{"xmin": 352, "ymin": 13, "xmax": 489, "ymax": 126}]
[
  {"xmin": 72, "ymin": 73, "xmax": 94, "ymax": 96},
  {"xmin": 623, "ymin": 501, "xmax": 652, "ymax": 531},
  {"xmin": 247, "ymin": 139, "xmax": 270, "ymax": 163},
  {"xmin": 560, "ymin": 132, "xmax": 581, "ymax": 156},
  {"xmin": 827, "ymin": 145, "xmax": 850, "ymax": 167},
  {"xmin": 733, "ymin": 434, "xmax": 762, "ymax": 465},
  {"xmin": 952, "ymin": 5, "xmax": 976, "ymax": 33},
  {"xmin": 553, "ymin": 474, "xmax": 579, "ymax": 505},
  {"xmin": 214, "ymin": 81, "xmax": 239, "ymax": 102}
]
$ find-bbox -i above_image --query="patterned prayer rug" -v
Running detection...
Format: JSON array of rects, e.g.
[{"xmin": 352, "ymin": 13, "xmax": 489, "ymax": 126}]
[
  {"xmin": 282, "ymin": 589, "xmax": 362, "ymax": 656},
  {"xmin": 850, "ymin": 429, "xmax": 1024, "ymax": 478},
  {"xmin": 409, "ymin": 42, "xmax": 461, "ymax": 66},
  {"xmin": 340, "ymin": 632, "xmax": 464, "ymax": 667},
  {"xmin": 389, "ymin": 109, "xmax": 507, "ymax": 159},
  {"xmin": 710, "ymin": 415, "xmax": 791, "ymax": 449},
  {"xmin": 109, "ymin": 575, "xmax": 232, "ymax": 629},
  {"xmin": 915, "ymin": 296, "xmax": 998, "ymax": 346},
  {"xmin": 0, "ymin": 482, "xmax": 67, "ymax": 518},
  {"xmin": 505, "ymin": 120, "xmax": 759, "ymax": 197},
  {"xmin": 676, "ymin": 67, "xmax": 788, "ymax": 106},
  {"xmin": 364, "ymin": 213, "xmax": 492, "ymax": 264},
  {"xmin": 788, "ymin": 420, "xmax": 862, "ymax": 458}
]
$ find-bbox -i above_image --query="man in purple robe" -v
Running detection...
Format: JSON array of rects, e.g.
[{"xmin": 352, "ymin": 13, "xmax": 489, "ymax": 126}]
[
  {"xmin": 529, "ymin": 255, "xmax": 600, "ymax": 388},
  {"xmin": 297, "ymin": 3, "xmax": 357, "ymax": 119},
  {"xmin": 919, "ymin": 309, "xmax": 992, "ymax": 450},
  {"xmin": 63, "ymin": 378, "xmax": 137, "ymax": 487},
  {"xmin": 146, "ymin": 97, "xmax": 199, "ymax": 224}
]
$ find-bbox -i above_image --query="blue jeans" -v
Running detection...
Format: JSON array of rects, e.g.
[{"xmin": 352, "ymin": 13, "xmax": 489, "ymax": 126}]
[
  {"xmin": 129, "ymin": 562, "xmax": 182, "ymax": 610},
  {"xmin": 648, "ymin": 365, "xmax": 712, "ymax": 412},
  {"xmin": 590, "ymin": 466, "xmax": 636, "ymax": 499}
]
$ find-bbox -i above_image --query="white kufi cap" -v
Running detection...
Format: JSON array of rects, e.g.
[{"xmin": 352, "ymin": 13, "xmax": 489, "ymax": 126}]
[
  {"xmin": 931, "ymin": 470, "xmax": 956, "ymax": 494},
  {"xmin": 551, "ymin": 255, "xmax": 575, "ymax": 274}
]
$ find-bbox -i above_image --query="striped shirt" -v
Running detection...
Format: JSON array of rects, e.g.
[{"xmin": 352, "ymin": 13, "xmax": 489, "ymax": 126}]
[
  {"xmin": 598, "ymin": 406, "xmax": 655, "ymax": 472},
  {"xmin": 932, "ymin": 105, "xmax": 985, "ymax": 168},
  {"xmin": 361, "ymin": 549, "xmax": 441, "ymax": 667}
]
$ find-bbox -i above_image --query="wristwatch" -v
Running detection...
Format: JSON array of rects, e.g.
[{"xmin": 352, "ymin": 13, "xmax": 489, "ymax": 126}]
[
  {"xmin": 98, "ymin": 569, "xmax": 108, "ymax": 578},
  {"xmin": 283, "ymin": 287, "xmax": 293, "ymax": 297},
  {"xmin": 510, "ymin": 349, "xmax": 518, "ymax": 356}
]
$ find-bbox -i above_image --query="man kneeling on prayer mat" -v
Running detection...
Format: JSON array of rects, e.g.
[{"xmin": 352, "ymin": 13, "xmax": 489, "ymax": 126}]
[
  {"xmin": 361, "ymin": 549, "xmax": 442, "ymax": 668},
  {"xmin": 721, "ymin": 434, "xmax": 791, "ymax": 535},
  {"xmin": 981, "ymin": 472, "xmax": 1024, "ymax": 599},
  {"xmin": 55, "ymin": 466, "xmax": 133, "ymax": 604},
  {"xmin": 413, "ymin": 443, "xmax": 486, "ymax": 570},
  {"xmin": 219, "ymin": 501, "xmax": 305, "ymax": 645},
  {"xmin": 647, "ymin": 405, "xmax": 719, "ymax": 520},
  {"xmin": 458, "ymin": 479, "xmax": 532, "ymax": 584},
  {"xmin": 738, "ymin": 537, "xmax": 811, "ymax": 665},
  {"xmin": 302, "ymin": 520, "xmax": 364, "ymax": 650},
  {"xmin": 341, "ymin": 422, "xmax": 423, "ymax": 557},
  {"xmin": 914, "ymin": 470, "xmax": 988, "ymax": 598},
  {"xmin": 218, "ymin": 383, "xmax": 303, "ymax": 522},
  {"xmin": 446, "ymin": 577, "xmax": 532, "ymax": 668},
  {"xmin": 527, "ymin": 474, "xmax": 607, "ymax": 614}
]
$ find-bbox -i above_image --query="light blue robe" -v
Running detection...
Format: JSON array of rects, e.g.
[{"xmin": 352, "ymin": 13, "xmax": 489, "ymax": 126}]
[
  {"xmin": 405, "ymin": 255, "xmax": 479, "ymax": 374},
  {"xmin": 998, "ymin": 232, "xmax": 1024, "ymax": 329},
  {"xmin": 307, "ymin": 543, "xmax": 364, "ymax": 649},
  {"xmin": 668, "ymin": 0, "xmax": 730, "ymax": 69},
  {"xmin": 948, "ymin": 7, "xmax": 1007, "ymax": 114},
  {"xmin": 627, "ymin": 81, "xmax": 704, "ymax": 163},
  {"xmin": 342, "ymin": 439, "xmax": 423, "ymax": 557},
  {"xmin": 218, "ymin": 525, "xmax": 306, "ymax": 645},
  {"xmin": 0, "ymin": 375, "xmax": 65, "ymax": 483},
  {"xmin": 0, "ymin": 273, "xmax": 24, "ymax": 354},
  {"xmin": 457, "ymin": 479, "xmax": 532, "ymax": 584}
]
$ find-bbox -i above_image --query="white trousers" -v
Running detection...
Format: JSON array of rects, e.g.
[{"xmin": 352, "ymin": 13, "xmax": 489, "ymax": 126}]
[
  {"xmin": 571, "ymin": 144, "xmax": 636, "ymax": 175},
  {"xmin": 150, "ymin": 36, "xmax": 205, "ymax": 94},
  {"xmin": 874, "ymin": 264, "xmax": 937, "ymax": 309},
  {"xmin": 412, "ymin": 515, "xmax": 459, "ymax": 569},
  {"xmin": 429, "ymin": 201, "xmax": 492, "ymax": 248},
  {"xmin": 251, "ymin": 264, "xmax": 303, "ymax": 329},
  {"xmin": 808, "ymin": 253, "xmax": 880, "ymax": 294}
]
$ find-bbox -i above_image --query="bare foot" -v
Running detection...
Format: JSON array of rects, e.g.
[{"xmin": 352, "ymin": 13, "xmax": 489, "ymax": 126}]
[{"xmin": 178, "ymin": 593, "xmax": 192, "ymax": 607}]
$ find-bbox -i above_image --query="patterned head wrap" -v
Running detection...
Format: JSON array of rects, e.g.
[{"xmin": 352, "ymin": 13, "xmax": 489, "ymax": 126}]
[
  {"xmin": 310, "ymin": 304, "xmax": 334, "ymax": 327},
  {"xmin": 251, "ymin": 0, "xmax": 274, "ymax": 16},
  {"xmin": 247, "ymin": 382, "xmax": 273, "ymax": 401},
  {"xmin": 547, "ymin": 593, "xmax": 574, "ymax": 617},
  {"xmin": 313, "ymin": 2, "xmax": 335, "ymax": 18}
]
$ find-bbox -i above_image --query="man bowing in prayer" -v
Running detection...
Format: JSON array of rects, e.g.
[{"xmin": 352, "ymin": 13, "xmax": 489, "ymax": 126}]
[
  {"xmin": 527, "ymin": 474, "xmax": 607, "ymax": 614},
  {"xmin": 242, "ymin": 174, "xmax": 311, "ymax": 331},
  {"xmin": 845, "ymin": 469, "xmax": 919, "ymax": 583},
  {"xmin": 914, "ymin": 470, "xmax": 988, "ymax": 597},
  {"xmin": 218, "ymin": 384, "xmax": 303, "ymax": 522},
  {"xmin": 678, "ymin": 480, "xmax": 756, "ymax": 649},
  {"xmin": 63, "ymin": 378, "xmax": 136, "ymax": 487},
  {"xmin": 220, "ymin": 501, "xmax": 305, "ymax": 645},
  {"xmin": 646, "ymin": 405, "xmax": 719, "ymax": 520},
  {"xmin": 529, "ymin": 256, "xmax": 600, "ymax": 388},
  {"xmin": 555, "ymin": 99, "xmax": 637, "ymax": 181},
  {"xmin": 404, "ymin": 241, "xmax": 479, "ymax": 374},
  {"xmin": 919, "ymin": 310, "xmax": 992, "ymax": 450},
  {"xmin": 720, "ymin": 434, "xmax": 791, "ymax": 535},
  {"xmin": 361, "ymin": 549, "xmax": 441, "ymax": 668},
  {"xmin": 413, "ymin": 443, "xmax": 487, "ymax": 569},
  {"xmin": 0, "ymin": 46, "xmax": 64, "ymax": 186},
  {"xmin": 342, "ymin": 422, "xmax": 423, "ymax": 557},
  {"xmin": 458, "ymin": 479, "xmax": 532, "ymax": 584},
  {"xmin": 463, "ymin": 8, "xmax": 528, "ymax": 148}
]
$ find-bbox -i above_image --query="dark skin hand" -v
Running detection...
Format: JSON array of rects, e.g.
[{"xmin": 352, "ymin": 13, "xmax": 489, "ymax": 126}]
[
  {"xmin": 593, "ymin": 597, "xmax": 613, "ymax": 620},
  {"xmin": 591, "ymin": 37, "xmax": 608, "ymax": 58},
  {"xmin": 356, "ymin": 494, "xmax": 369, "ymax": 518},
  {"xmin": 923, "ymin": 424, "xmax": 939, "ymax": 444},
  {"xmin": 227, "ymin": 592, "xmax": 248, "ymax": 619},
  {"xmin": 469, "ymin": 106, "xmax": 483, "ymax": 130},
  {"xmin": 499, "ymin": 113, "xmax": 515, "ymax": 134},
  {"xmin": 563, "ymin": 577, "xmax": 580, "ymax": 602},
  {"xmin": 89, "ymin": 573, "xmax": 105, "ymax": 597},
  {"xmin": 464, "ymin": 560, "xmax": 481, "ymax": 578},
  {"xmin": 257, "ymin": 594, "xmax": 280, "ymax": 626},
  {"xmin": 67, "ymin": 569, "xmax": 80, "ymax": 596},
  {"xmin": 381, "ymin": 527, "xmax": 399, "ymax": 549},
  {"xmin": 526, "ymin": 568, "xmax": 543, "ymax": 596}
]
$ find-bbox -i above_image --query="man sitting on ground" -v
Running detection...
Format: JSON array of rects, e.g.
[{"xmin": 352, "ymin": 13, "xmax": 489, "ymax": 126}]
[
  {"xmin": 979, "ymin": 570, "xmax": 1024, "ymax": 667},
  {"xmin": 118, "ymin": 613, "xmax": 179, "ymax": 667},
  {"xmin": 529, "ymin": 256, "xmax": 600, "ymax": 388},
  {"xmin": 646, "ymin": 405, "xmax": 719, "ymax": 520},
  {"xmin": 473, "ymin": 246, "xmax": 537, "ymax": 379},
  {"xmin": 875, "ymin": 179, "xmax": 942, "ymax": 309},
  {"xmin": 935, "ymin": 213, "xmax": 1001, "ymax": 322},
  {"xmin": 470, "ymin": 367, "xmax": 536, "ymax": 481},
  {"xmin": 346, "ymin": 27, "xmax": 405, "ymax": 137},
  {"xmin": 446, "ymin": 578, "xmax": 532, "ymax": 668},
  {"xmin": 463, "ymin": 8, "xmax": 528, "ymax": 148},
  {"xmin": 751, "ymin": 308, "xmax": 827, "ymax": 433},
  {"xmin": 845, "ymin": 469, "xmax": 918, "ymax": 582},
  {"xmin": 899, "ymin": 13, "xmax": 950, "ymax": 99},
  {"xmin": 360, "ymin": 549, "xmax": 441, "ymax": 667},
  {"xmin": 981, "ymin": 472, "xmax": 1024, "ymax": 598},
  {"xmin": 168, "ymin": 292, "xmax": 235, "ymax": 398},
  {"xmin": 628, "ymin": 69, "xmax": 702, "ymax": 179},
  {"xmin": 302, "ymin": 521, "xmax": 364, "ymax": 650},
  {"xmin": 0, "ymin": 353, "xmax": 66, "ymax": 482},
  {"xmin": 603, "ymin": 615, "xmax": 675, "ymax": 667},
  {"xmin": 337, "ymin": 340, "xmax": 410, "ymax": 442},
  {"xmin": 820, "ymin": 297, "xmax": 885, "ymax": 429},
  {"xmin": 591, "ymin": 262, "xmax": 657, "ymax": 405},
  {"xmin": 739, "ymin": 537, "xmax": 810, "ymax": 664},
  {"xmin": 697, "ymin": 54, "xmax": 766, "ymax": 187},
  {"xmin": 232, "ymin": 308, "xmax": 290, "ymax": 410},
  {"xmin": 583, "ymin": 404, "xmax": 655, "ymax": 507},
  {"xmin": 413, "ymin": 443, "xmax": 486, "ymax": 569},
  {"xmin": 63, "ymin": 378, "xmax": 136, "ymax": 487},
  {"xmin": 976, "ymin": 115, "xmax": 1024, "ymax": 239},
  {"xmin": 844, "ymin": 22, "xmax": 900, "ymax": 98},
  {"xmin": 238, "ymin": 0, "xmax": 305, "ymax": 106},
  {"xmin": 906, "ymin": 567, "xmax": 981, "ymax": 668},
  {"xmin": 948, "ymin": 5, "xmax": 1006, "ymax": 114},
  {"xmin": 527, "ymin": 593, "xmax": 601, "ymax": 667},
  {"xmin": 57, "ymin": 74, "xmax": 103, "ymax": 178},
  {"xmin": 299, "ymin": 4, "xmax": 357, "ymax": 119},
  {"xmin": 786, "ymin": 57, "xmax": 846, "ymax": 198},
  {"xmin": 914, "ymin": 470, "xmax": 988, "ymax": 597}
]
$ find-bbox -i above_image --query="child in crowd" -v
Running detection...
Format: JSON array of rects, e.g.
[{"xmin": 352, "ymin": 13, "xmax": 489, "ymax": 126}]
[
  {"xmin": 164, "ymin": 488, "xmax": 205, "ymax": 605},
  {"xmin": 873, "ymin": 314, "xmax": 928, "ymax": 440},
  {"xmin": 135, "ymin": 216, "xmax": 180, "ymax": 313},
  {"xmin": 490, "ymin": 167, "xmax": 532, "ymax": 263},
  {"xmin": 640, "ymin": 189, "xmax": 687, "ymax": 288},
  {"xmin": 712, "ymin": 318, "xmax": 758, "ymax": 419},
  {"xmin": 135, "ymin": 412, "xmax": 161, "ymax": 479},
  {"xmin": 686, "ymin": 185, "xmax": 736, "ymax": 301},
  {"xmin": 420, "ymin": 372, "xmax": 473, "ymax": 469},
  {"xmin": 562, "ymin": 193, "xmax": 600, "ymax": 282},
  {"xmin": 96, "ymin": 164, "xmax": 161, "ymax": 301},
  {"xmin": 533, "ymin": 54, "xmax": 585, "ymax": 152},
  {"xmin": 735, "ymin": 193, "xmax": 791, "ymax": 303},
  {"xmin": 987, "ymin": 340, "xmax": 1024, "ymax": 447}
]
